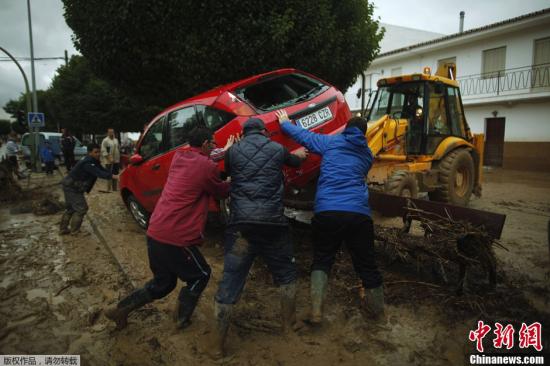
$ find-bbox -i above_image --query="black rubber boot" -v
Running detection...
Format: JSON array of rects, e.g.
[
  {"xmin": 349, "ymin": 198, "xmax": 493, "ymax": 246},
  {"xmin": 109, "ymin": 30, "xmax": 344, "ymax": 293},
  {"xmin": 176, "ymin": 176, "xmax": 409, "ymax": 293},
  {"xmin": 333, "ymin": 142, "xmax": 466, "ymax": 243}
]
[
  {"xmin": 363, "ymin": 285, "xmax": 385, "ymax": 320},
  {"xmin": 209, "ymin": 302, "xmax": 233, "ymax": 360},
  {"xmin": 280, "ymin": 282, "xmax": 297, "ymax": 333},
  {"xmin": 69, "ymin": 212, "xmax": 85, "ymax": 233},
  {"xmin": 59, "ymin": 212, "xmax": 72, "ymax": 235},
  {"xmin": 175, "ymin": 289, "xmax": 200, "ymax": 330},
  {"xmin": 105, "ymin": 288, "xmax": 153, "ymax": 330},
  {"xmin": 309, "ymin": 270, "xmax": 328, "ymax": 325}
]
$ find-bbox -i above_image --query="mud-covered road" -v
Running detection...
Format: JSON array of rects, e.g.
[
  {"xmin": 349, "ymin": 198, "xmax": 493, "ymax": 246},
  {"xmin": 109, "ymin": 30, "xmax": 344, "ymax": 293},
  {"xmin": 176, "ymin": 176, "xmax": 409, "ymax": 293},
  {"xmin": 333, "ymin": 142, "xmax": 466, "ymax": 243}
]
[{"xmin": 1, "ymin": 168, "xmax": 549, "ymax": 365}]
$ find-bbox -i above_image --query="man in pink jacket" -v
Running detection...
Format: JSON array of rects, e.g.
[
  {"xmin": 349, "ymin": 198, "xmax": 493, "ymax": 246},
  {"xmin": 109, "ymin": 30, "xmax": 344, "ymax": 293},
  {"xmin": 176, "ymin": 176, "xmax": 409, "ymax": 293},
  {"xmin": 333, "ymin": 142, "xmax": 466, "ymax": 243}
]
[{"xmin": 106, "ymin": 127, "xmax": 230, "ymax": 330}]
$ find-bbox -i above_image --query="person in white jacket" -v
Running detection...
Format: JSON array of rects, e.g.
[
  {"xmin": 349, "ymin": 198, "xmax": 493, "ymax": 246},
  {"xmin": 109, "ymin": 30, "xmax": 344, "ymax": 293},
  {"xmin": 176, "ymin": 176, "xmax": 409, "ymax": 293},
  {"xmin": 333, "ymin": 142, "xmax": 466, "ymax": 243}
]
[{"xmin": 100, "ymin": 128, "xmax": 120, "ymax": 191}]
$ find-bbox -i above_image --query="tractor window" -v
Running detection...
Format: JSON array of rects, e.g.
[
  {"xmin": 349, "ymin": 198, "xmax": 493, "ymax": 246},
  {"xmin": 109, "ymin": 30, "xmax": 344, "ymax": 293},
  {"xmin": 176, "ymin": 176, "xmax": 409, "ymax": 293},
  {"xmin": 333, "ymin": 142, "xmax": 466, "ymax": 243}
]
[
  {"xmin": 428, "ymin": 84, "xmax": 450, "ymax": 135},
  {"xmin": 369, "ymin": 87, "xmax": 390, "ymax": 121},
  {"xmin": 447, "ymin": 87, "xmax": 467, "ymax": 137}
]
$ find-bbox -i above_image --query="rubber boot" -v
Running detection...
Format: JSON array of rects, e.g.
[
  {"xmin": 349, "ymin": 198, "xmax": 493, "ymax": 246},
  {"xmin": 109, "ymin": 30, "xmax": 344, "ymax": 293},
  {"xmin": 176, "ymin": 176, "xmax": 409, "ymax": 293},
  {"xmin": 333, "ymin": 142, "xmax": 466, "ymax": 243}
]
[
  {"xmin": 209, "ymin": 302, "xmax": 233, "ymax": 360},
  {"xmin": 69, "ymin": 212, "xmax": 86, "ymax": 233},
  {"xmin": 59, "ymin": 212, "xmax": 72, "ymax": 235},
  {"xmin": 309, "ymin": 270, "xmax": 328, "ymax": 325},
  {"xmin": 105, "ymin": 288, "xmax": 153, "ymax": 330},
  {"xmin": 280, "ymin": 282, "xmax": 297, "ymax": 333},
  {"xmin": 175, "ymin": 289, "xmax": 200, "ymax": 330},
  {"xmin": 363, "ymin": 285, "xmax": 385, "ymax": 320}
]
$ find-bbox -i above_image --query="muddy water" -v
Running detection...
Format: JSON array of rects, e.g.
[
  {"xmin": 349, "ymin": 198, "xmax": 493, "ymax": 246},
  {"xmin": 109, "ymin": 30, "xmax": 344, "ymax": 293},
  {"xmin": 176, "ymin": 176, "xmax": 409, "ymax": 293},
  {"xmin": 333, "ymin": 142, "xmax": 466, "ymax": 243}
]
[{"xmin": 1, "ymin": 168, "xmax": 549, "ymax": 365}]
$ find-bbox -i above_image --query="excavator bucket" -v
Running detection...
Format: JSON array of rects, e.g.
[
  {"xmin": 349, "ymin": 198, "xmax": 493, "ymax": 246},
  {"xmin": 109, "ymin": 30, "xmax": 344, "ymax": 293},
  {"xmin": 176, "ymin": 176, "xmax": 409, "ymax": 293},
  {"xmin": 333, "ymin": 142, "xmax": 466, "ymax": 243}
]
[{"xmin": 369, "ymin": 191, "xmax": 506, "ymax": 239}]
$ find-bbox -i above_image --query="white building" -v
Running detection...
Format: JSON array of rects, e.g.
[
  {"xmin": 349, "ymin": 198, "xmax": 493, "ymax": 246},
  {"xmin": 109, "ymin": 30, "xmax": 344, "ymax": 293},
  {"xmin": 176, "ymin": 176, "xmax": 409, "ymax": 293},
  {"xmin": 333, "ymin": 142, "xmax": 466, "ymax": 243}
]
[{"xmin": 346, "ymin": 9, "xmax": 550, "ymax": 171}]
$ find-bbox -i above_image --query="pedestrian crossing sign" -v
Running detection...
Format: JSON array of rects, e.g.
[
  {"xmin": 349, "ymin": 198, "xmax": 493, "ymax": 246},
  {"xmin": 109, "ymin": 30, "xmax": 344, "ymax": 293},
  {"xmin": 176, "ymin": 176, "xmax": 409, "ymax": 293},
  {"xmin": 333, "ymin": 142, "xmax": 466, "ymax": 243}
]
[{"xmin": 28, "ymin": 112, "xmax": 45, "ymax": 128}]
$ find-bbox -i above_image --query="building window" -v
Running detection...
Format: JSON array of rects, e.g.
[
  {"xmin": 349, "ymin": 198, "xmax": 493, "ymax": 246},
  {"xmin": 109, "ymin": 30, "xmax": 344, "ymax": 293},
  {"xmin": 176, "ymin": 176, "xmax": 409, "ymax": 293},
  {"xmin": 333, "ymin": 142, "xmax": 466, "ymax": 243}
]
[
  {"xmin": 482, "ymin": 46, "xmax": 506, "ymax": 79},
  {"xmin": 532, "ymin": 37, "xmax": 550, "ymax": 90},
  {"xmin": 438, "ymin": 57, "xmax": 456, "ymax": 68}
]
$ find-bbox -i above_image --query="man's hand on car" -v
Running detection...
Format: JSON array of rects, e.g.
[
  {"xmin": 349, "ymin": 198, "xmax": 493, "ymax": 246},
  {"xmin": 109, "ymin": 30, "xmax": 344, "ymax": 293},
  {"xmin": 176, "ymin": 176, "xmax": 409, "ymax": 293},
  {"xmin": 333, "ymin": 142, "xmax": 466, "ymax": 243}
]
[
  {"xmin": 275, "ymin": 109, "xmax": 290, "ymax": 125},
  {"xmin": 223, "ymin": 134, "xmax": 241, "ymax": 151},
  {"xmin": 293, "ymin": 147, "xmax": 309, "ymax": 160}
]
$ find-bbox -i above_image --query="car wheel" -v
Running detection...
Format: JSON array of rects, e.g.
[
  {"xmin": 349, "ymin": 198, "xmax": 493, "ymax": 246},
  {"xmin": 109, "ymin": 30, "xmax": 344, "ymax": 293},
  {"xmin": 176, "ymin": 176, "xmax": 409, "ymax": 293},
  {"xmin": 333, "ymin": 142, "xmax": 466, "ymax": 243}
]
[{"xmin": 127, "ymin": 194, "xmax": 149, "ymax": 229}]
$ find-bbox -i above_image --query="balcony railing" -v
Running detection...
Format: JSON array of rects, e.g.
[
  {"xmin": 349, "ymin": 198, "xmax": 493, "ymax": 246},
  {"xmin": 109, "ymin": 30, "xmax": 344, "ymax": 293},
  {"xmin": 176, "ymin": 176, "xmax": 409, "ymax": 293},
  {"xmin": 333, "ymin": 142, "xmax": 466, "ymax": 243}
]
[{"xmin": 457, "ymin": 63, "xmax": 550, "ymax": 98}]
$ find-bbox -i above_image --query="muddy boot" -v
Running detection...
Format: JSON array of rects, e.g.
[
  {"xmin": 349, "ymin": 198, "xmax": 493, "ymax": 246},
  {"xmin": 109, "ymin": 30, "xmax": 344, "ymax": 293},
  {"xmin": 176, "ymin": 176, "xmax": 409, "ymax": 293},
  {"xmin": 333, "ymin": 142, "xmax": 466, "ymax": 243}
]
[
  {"xmin": 309, "ymin": 270, "xmax": 328, "ymax": 325},
  {"xmin": 209, "ymin": 302, "xmax": 233, "ymax": 360},
  {"xmin": 69, "ymin": 212, "xmax": 85, "ymax": 233},
  {"xmin": 363, "ymin": 285, "xmax": 385, "ymax": 320},
  {"xmin": 105, "ymin": 288, "xmax": 152, "ymax": 330},
  {"xmin": 175, "ymin": 290, "xmax": 200, "ymax": 330},
  {"xmin": 280, "ymin": 282, "xmax": 297, "ymax": 333},
  {"xmin": 59, "ymin": 212, "xmax": 72, "ymax": 235}
]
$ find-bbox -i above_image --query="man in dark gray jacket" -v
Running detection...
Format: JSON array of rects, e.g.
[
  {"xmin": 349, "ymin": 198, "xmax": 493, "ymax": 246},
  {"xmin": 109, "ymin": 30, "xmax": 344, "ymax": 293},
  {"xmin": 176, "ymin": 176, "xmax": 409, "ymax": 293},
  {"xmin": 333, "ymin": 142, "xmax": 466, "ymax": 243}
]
[
  {"xmin": 211, "ymin": 118, "xmax": 306, "ymax": 358},
  {"xmin": 60, "ymin": 143, "xmax": 118, "ymax": 234}
]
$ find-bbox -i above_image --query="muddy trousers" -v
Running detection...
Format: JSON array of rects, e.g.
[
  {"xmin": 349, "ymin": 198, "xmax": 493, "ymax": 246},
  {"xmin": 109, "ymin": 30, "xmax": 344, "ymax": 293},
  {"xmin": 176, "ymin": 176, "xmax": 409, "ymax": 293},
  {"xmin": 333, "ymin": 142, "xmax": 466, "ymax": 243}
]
[
  {"xmin": 215, "ymin": 224, "xmax": 297, "ymax": 305},
  {"xmin": 311, "ymin": 211, "xmax": 382, "ymax": 289},
  {"xmin": 135, "ymin": 237, "xmax": 211, "ymax": 320},
  {"xmin": 104, "ymin": 163, "xmax": 119, "ymax": 191},
  {"xmin": 61, "ymin": 185, "xmax": 88, "ymax": 232}
]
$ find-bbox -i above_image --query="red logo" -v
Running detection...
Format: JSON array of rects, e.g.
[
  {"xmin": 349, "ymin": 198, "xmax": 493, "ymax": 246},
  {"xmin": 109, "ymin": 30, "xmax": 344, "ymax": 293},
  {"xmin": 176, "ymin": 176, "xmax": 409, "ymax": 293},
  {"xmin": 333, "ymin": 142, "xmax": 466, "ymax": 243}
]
[{"xmin": 469, "ymin": 321, "xmax": 543, "ymax": 353}]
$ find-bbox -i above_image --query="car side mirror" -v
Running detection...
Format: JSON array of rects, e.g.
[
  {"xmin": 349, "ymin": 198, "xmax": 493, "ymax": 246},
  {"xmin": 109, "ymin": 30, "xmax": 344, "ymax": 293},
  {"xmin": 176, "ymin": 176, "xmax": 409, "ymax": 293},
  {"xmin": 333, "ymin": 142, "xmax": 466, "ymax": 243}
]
[{"xmin": 129, "ymin": 154, "xmax": 144, "ymax": 165}]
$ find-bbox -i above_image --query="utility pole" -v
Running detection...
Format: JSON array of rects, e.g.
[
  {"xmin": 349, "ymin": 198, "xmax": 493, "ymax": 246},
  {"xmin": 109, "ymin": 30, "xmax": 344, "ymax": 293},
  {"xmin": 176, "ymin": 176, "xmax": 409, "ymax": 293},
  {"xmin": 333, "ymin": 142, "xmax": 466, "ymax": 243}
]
[
  {"xmin": 27, "ymin": 0, "xmax": 40, "ymax": 172},
  {"xmin": 64, "ymin": 49, "xmax": 68, "ymax": 66}
]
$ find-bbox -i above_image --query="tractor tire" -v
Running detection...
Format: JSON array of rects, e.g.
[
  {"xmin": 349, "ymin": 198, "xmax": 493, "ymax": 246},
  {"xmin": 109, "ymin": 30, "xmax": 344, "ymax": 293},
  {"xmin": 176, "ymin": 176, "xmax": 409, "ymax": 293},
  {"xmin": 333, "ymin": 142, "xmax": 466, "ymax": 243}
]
[
  {"xmin": 385, "ymin": 170, "xmax": 419, "ymax": 198},
  {"xmin": 127, "ymin": 194, "xmax": 149, "ymax": 230},
  {"xmin": 429, "ymin": 148, "xmax": 475, "ymax": 206}
]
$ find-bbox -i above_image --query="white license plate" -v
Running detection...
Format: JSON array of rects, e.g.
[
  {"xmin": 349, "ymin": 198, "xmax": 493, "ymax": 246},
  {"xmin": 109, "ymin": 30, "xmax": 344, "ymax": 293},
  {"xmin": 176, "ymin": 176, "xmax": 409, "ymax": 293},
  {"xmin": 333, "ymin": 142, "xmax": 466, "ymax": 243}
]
[{"xmin": 296, "ymin": 106, "xmax": 333, "ymax": 129}]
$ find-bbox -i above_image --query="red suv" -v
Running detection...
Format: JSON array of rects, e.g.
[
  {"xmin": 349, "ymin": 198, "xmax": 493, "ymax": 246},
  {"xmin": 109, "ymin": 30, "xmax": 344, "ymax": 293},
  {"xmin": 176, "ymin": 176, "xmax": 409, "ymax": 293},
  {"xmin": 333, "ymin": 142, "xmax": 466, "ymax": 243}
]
[{"xmin": 120, "ymin": 68, "xmax": 351, "ymax": 228}]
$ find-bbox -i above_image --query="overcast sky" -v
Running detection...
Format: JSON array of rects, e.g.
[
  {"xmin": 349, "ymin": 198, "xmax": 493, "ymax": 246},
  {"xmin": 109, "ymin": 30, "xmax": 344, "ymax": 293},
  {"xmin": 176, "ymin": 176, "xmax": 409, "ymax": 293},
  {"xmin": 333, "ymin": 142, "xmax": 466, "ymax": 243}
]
[{"xmin": 0, "ymin": 0, "xmax": 549, "ymax": 120}]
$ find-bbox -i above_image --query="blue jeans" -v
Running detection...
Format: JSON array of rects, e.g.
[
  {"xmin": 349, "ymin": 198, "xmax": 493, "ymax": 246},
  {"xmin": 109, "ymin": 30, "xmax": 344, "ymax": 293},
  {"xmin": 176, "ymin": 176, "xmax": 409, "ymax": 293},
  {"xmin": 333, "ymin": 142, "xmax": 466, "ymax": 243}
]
[{"xmin": 215, "ymin": 224, "xmax": 296, "ymax": 305}]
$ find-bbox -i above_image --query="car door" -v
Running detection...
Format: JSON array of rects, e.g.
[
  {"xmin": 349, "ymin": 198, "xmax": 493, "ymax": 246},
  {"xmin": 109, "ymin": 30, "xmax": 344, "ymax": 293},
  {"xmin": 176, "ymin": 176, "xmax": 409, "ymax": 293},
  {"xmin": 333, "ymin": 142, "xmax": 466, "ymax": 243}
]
[{"xmin": 134, "ymin": 116, "xmax": 168, "ymax": 211}]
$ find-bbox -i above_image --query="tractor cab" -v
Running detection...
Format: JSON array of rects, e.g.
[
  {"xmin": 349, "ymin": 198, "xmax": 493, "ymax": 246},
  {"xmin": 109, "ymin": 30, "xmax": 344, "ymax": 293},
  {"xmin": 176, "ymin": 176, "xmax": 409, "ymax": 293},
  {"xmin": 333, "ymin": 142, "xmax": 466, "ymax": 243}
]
[{"xmin": 366, "ymin": 65, "xmax": 471, "ymax": 157}]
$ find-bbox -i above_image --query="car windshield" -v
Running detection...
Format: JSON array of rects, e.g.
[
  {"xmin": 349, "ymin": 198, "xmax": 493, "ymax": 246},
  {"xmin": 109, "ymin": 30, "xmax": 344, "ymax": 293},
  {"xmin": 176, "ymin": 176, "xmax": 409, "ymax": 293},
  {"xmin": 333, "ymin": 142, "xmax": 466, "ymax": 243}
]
[{"xmin": 235, "ymin": 73, "xmax": 329, "ymax": 112}]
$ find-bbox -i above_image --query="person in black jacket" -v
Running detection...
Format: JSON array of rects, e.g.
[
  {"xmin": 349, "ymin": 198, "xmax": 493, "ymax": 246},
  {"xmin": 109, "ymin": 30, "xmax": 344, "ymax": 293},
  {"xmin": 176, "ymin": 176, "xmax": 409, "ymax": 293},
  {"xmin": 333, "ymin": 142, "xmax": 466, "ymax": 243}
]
[
  {"xmin": 59, "ymin": 143, "xmax": 118, "ymax": 234},
  {"xmin": 61, "ymin": 128, "xmax": 76, "ymax": 173},
  {"xmin": 211, "ymin": 118, "xmax": 307, "ymax": 358}
]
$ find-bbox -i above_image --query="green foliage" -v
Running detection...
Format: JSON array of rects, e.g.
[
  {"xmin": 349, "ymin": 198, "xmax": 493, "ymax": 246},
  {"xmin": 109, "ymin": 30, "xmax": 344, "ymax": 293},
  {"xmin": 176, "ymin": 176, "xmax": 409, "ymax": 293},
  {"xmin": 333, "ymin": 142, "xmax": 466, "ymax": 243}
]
[
  {"xmin": 10, "ymin": 121, "xmax": 26, "ymax": 135},
  {"xmin": 63, "ymin": 0, "xmax": 383, "ymax": 107},
  {"xmin": 3, "ymin": 56, "xmax": 159, "ymax": 136},
  {"xmin": 0, "ymin": 120, "xmax": 11, "ymax": 135}
]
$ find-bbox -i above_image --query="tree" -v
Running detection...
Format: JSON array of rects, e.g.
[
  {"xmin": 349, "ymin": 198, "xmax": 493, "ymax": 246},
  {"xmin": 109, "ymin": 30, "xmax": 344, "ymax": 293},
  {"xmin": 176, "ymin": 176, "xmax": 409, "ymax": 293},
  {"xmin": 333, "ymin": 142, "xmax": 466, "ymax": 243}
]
[
  {"xmin": 63, "ymin": 0, "xmax": 383, "ymax": 107},
  {"xmin": 3, "ymin": 56, "xmax": 158, "ymax": 136},
  {"xmin": 3, "ymin": 90, "xmax": 58, "ymax": 132},
  {"xmin": 47, "ymin": 56, "xmax": 157, "ymax": 135},
  {"xmin": 0, "ymin": 119, "xmax": 11, "ymax": 135}
]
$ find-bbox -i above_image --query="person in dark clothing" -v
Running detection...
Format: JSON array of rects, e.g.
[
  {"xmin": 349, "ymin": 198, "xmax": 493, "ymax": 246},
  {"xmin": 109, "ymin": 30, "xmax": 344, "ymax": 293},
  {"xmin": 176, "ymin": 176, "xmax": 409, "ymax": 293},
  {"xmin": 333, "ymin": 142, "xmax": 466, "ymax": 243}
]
[
  {"xmin": 59, "ymin": 143, "xmax": 118, "ymax": 234},
  {"xmin": 61, "ymin": 129, "xmax": 76, "ymax": 173},
  {"xmin": 40, "ymin": 141, "xmax": 56, "ymax": 175},
  {"xmin": 277, "ymin": 109, "xmax": 384, "ymax": 324},
  {"xmin": 211, "ymin": 118, "xmax": 307, "ymax": 359},
  {"xmin": 106, "ymin": 128, "xmax": 230, "ymax": 331}
]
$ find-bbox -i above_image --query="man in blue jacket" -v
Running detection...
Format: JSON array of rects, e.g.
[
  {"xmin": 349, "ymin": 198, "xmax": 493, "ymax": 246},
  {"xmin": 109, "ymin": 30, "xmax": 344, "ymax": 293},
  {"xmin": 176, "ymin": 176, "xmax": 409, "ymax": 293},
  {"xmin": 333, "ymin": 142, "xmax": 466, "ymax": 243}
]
[{"xmin": 276, "ymin": 109, "xmax": 384, "ymax": 324}]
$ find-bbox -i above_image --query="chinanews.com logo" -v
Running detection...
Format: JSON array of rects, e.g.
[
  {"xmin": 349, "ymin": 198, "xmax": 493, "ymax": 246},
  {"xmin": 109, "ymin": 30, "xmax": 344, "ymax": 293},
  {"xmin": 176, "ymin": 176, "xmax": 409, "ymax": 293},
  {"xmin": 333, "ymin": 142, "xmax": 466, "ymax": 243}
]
[{"xmin": 468, "ymin": 321, "xmax": 548, "ymax": 365}]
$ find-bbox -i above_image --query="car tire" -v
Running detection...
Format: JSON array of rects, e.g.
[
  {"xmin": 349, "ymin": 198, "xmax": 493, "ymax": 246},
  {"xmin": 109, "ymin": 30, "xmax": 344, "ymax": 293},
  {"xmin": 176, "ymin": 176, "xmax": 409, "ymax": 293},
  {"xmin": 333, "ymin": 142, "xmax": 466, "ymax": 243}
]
[
  {"xmin": 127, "ymin": 194, "xmax": 149, "ymax": 229},
  {"xmin": 385, "ymin": 170, "xmax": 419, "ymax": 198},
  {"xmin": 429, "ymin": 148, "xmax": 474, "ymax": 206}
]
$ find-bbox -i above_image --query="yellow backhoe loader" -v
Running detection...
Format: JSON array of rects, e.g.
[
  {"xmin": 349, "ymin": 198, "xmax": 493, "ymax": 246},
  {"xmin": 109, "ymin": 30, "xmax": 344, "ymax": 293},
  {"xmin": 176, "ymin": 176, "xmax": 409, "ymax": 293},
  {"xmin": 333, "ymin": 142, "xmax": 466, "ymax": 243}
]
[{"xmin": 364, "ymin": 63, "xmax": 484, "ymax": 206}]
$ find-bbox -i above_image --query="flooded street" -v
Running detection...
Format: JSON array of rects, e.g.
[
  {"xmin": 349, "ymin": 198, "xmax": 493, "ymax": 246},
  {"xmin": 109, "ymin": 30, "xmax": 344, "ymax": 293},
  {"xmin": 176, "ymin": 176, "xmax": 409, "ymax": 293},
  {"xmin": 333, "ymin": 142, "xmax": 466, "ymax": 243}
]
[{"xmin": 1, "ymin": 168, "xmax": 549, "ymax": 365}]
